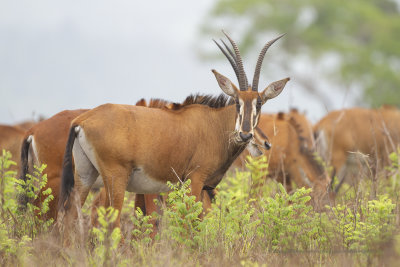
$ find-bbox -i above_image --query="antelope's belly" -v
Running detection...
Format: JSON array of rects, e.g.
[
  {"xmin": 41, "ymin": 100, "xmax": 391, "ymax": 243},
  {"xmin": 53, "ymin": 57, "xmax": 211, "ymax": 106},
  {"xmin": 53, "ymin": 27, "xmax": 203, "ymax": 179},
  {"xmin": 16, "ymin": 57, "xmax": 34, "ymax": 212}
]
[{"xmin": 126, "ymin": 167, "xmax": 170, "ymax": 193}]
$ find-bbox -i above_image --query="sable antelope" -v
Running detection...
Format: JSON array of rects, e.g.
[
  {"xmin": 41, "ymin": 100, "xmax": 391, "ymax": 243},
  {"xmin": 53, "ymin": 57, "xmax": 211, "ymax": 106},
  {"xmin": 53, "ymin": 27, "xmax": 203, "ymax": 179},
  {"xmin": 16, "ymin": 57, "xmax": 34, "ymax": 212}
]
[
  {"xmin": 17, "ymin": 98, "xmax": 221, "ymax": 222},
  {"xmin": 93, "ymin": 97, "xmax": 269, "ymax": 227},
  {"xmin": 129, "ymin": 97, "xmax": 271, "ymax": 222},
  {"xmin": 58, "ymin": 31, "xmax": 290, "ymax": 230},
  {"xmin": 0, "ymin": 124, "xmax": 26, "ymax": 171},
  {"xmin": 92, "ymin": 98, "xmax": 220, "ymax": 226},
  {"xmin": 19, "ymin": 109, "xmax": 89, "ymax": 220},
  {"xmin": 314, "ymin": 107, "xmax": 400, "ymax": 192}
]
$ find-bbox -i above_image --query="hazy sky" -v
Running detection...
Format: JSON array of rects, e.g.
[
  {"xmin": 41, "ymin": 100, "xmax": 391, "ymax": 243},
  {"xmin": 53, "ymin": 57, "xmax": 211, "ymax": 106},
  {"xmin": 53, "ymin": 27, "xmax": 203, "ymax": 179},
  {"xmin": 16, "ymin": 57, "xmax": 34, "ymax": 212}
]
[{"xmin": 0, "ymin": 1, "xmax": 355, "ymax": 125}]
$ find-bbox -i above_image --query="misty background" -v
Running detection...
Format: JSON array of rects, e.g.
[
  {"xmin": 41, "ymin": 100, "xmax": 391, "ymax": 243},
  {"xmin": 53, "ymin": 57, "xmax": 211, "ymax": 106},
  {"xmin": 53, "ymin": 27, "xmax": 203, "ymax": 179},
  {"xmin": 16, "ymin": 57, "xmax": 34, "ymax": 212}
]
[{"xmin": 0, "ymin": 1, "xmax": 359, "ymax": 125}]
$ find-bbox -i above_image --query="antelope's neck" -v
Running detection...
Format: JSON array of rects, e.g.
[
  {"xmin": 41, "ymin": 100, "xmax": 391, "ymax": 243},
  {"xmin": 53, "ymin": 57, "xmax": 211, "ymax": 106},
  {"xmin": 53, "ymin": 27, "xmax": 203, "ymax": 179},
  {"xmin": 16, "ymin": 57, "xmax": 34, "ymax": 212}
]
[{"xmin": 206, "ymin": 105, "xmax": 247, "ymax": 187}]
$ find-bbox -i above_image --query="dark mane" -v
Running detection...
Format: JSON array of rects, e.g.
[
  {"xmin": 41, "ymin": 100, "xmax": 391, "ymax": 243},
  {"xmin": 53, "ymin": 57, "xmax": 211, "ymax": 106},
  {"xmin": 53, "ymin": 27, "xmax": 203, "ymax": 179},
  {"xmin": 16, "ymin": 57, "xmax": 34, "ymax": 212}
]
[
  {"xmin": 181, "ymin": 94, "xmax": 235, "ymax": 109},
  {"xmin": 136, "ymin": 94, "xmax": 234, "ymax": 111},
  {"xmin": 300, "ymin": 146, "xmax": 326, "ymax": 177},
  {"xmin": 148, "ymin": 99, "xmax": 174, "ymax": 109},
  {"xmin": 288, "ymin": 116, "xmax": 325, "ymax": 177},
  {"xmin": 288, "ymin": 117, "xmax": 306, "ymax": 145},
  {"xmin": 277, "ymin": 112, "xmax": 286, "ymax": 120}
]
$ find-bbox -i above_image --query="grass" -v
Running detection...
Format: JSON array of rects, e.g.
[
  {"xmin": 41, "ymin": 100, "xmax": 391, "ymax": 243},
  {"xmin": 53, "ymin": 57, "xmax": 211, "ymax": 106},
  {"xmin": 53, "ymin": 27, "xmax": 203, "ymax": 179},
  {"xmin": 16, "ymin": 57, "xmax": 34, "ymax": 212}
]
[{"xmin": 1, "ymin": 150, "xmax": 400, "ymax": 266}]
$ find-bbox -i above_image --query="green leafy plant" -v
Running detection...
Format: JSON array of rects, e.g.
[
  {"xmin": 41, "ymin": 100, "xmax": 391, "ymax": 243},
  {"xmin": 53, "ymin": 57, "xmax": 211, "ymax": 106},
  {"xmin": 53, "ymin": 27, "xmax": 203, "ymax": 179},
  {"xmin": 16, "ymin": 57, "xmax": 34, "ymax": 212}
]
[
  {"xmin": 329, "ymin": 195, "xmax": 396, "ymax": 252},
  {"xmin": 130, "ymin": 207, "xmax": 154, "ymax": 249},
  {"xmin": 89, "ymin": 206, "xmax": 122, "ymax": 266},
  {"xmin": 15, "ymin": 163, "xmax": 54, "ymax": 238},
  {"xmin": 162, "ymin": 179, "xmax": 203, "ymax": 248},
  {"xmin": 0, "ymin": 150, "xmax": 32, "ymax": 264},
  {"xmin": 256, "ymin": 184, "xmax": 323, "ymax": 251}
]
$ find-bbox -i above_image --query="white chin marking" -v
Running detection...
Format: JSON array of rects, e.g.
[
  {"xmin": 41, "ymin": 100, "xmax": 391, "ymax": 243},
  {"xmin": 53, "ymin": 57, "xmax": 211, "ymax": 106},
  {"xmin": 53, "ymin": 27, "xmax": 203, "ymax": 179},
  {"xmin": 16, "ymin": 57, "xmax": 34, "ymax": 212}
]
[
  {"xmin": 247, "ymin": 142, "xmax": 262, "ymax": 157},
  {"xmin": 126, "ymin": 167, "xmax": 170, "ymax": 193}
]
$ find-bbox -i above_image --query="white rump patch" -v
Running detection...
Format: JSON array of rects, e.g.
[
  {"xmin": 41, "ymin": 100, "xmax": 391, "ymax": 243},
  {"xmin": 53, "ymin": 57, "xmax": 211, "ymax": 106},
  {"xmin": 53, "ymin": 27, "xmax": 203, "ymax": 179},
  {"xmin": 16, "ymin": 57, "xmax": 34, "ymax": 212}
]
[
  {"xmin": 73, "ymin": 128, "xmax": 100, "ymax": 188},
  {"xmin": 30, "ymin": 136, "xmax": 40, "ymax": 166},
  {"xmin": 126, "ymin": 167, "xmax": 170, "ymax": 194}
]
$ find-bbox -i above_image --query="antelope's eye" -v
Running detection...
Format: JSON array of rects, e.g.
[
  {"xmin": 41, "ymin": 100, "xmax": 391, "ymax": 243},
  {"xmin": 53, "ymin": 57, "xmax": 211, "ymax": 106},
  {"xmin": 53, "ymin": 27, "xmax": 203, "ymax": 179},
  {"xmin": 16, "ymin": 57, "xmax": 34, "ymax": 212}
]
[{"xmin": 256, "ymin": 99, "xmax": 262, "ymax": 111}]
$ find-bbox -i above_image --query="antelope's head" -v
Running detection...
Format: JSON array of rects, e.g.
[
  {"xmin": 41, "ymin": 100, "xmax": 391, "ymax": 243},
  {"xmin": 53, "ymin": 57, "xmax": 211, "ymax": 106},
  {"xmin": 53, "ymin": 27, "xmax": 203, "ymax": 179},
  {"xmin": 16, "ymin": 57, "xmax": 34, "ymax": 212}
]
[
  {"xmin": 247, "ymin": 126, "xmax": 272, "ymax": 157},
  {"xmin": 212, "ymin": 31, "xmax": 290, "ymax": 143}
]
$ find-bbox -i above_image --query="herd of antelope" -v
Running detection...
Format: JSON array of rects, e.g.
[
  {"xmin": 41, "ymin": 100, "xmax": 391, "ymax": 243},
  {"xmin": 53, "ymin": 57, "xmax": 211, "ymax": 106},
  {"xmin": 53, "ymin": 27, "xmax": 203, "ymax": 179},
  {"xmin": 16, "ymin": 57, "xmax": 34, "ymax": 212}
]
[{"xmin": 1, "ymin": 32, "xmax": 400, "ymax": 238}]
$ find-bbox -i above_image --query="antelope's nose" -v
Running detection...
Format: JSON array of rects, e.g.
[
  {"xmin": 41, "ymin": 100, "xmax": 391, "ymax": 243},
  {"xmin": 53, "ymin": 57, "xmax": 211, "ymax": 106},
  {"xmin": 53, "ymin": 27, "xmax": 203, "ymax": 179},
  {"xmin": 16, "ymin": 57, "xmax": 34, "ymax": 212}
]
[
  {"xmin": 264, "ymin": 141, "xmax": 272, "ymax": 150},
  {"xmin": 239, "ymin": 132, "xmax": 253, "ymax": 142}
]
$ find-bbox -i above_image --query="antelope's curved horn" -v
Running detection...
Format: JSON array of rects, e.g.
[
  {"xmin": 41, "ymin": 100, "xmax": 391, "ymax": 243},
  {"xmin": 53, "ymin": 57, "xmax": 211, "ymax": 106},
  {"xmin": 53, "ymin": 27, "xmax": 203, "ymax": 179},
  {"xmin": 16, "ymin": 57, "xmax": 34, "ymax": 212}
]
[
  {"xmin": 213, "ymin": 39, "xmax": 240, "ymax": 83},
  {"xmin": 222, "ymin": 39, "xmax": 249, "ymax": 89},
  {"xmin": 252, "ymin": 34, "xmax": 285, "ymax": 92},
  {"xmin": 221, "ymin": 39, "xmax": 236, "ymax": 61},
  {"xmin": 222, "ymin": 30, "xmax": 248, "ymax": 91}
]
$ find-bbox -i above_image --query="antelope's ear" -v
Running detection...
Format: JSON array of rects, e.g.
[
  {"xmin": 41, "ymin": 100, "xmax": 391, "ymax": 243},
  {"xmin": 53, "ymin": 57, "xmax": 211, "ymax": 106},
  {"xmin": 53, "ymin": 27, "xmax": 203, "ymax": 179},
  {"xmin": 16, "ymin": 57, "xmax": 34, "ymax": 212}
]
[
  {"xmin": 212, "ymin": 69, "xmax": 239, "ymax": 97},
  {"xmin": 260, "ymin": 77, "xmax": 290, "ymax": 103}
]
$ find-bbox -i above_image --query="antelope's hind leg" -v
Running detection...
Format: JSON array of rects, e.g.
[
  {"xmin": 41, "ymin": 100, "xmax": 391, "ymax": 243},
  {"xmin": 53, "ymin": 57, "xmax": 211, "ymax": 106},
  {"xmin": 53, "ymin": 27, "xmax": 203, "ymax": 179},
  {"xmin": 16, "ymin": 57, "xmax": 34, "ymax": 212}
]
[
  {"xmin": 58, "ymin": 136, "xmax": 99, "ymax": 245},
  {"xmin": 99, "ymin": 164, "xmax": 130, "ymax": 229},
  {"xmin": 73, "ymin": 135, "xmax": 100, "ymax": 207}
]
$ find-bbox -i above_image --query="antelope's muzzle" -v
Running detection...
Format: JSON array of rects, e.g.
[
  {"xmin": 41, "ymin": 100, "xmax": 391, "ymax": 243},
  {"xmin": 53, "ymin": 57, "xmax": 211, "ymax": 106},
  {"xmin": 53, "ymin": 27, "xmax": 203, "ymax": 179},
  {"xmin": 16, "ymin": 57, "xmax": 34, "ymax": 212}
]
[{"xmin": 239, "ymin": 132, "xmax": 253, "ymax": 142}]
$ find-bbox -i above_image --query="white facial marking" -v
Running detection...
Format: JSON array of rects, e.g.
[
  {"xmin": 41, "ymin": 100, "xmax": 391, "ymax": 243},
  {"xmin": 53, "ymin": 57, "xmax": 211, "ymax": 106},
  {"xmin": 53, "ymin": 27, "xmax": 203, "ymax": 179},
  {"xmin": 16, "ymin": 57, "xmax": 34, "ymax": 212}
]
[
  {"xmin": 235, "ymin": 99, "xmax": 244, "ymax": 132},
  {"xmin": 252, "ymin": 99, "xmax": 258, "ymax": 129}
]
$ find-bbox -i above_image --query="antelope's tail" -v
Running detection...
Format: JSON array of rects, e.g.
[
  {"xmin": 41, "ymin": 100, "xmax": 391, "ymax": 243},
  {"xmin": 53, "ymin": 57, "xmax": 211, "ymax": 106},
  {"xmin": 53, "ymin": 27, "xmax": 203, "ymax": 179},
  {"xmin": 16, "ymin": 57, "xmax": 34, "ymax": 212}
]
[
  {"xmin": 18, "ymin": 135, "xmax": 32, "ymax": 208},
  {"xmin": 59, "ymin": 125, "xmax": 78, "ymax": 211}
]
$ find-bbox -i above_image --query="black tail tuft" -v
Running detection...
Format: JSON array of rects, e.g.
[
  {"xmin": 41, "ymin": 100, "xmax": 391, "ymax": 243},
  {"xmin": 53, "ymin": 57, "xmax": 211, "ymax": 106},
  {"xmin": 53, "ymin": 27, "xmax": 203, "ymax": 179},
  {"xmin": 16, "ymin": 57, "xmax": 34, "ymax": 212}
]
[
  {"xmin": 19, "ymin": 137, "xmax": 31, "ymax": 183},
  {"xmin": 59, "ymin": 125, "xmax": 77, "ymax": 211},
  {"xmin": 18, "ymin": 136, "xmax": 32, "ymax": 208}
]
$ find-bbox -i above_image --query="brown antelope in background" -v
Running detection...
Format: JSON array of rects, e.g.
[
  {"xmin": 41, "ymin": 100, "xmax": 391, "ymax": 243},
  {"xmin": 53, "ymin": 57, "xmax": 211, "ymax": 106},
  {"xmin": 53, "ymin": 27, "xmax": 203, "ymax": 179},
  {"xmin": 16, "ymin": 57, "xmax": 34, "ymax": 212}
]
[
  {"xmin": 14, "ymin": 119, "xmax": 43, "ymax": 131},
  {"xmin": 0, "ymin": 124, "xmax": 26, "ymax": 171},
  {"xmin": 19, "ymin": 109, "xmax": 89, "ymax": 220},
  {"xmin": 314, "ymin": 107, "xmax": 400, "ymax": 193},
  {"xmin": 232, "ymin": 113, "xmax": 330, "ymax": 200},
  {"xmin": 58, "ymin": 31, "xmax": 290, "ymax": 230}
]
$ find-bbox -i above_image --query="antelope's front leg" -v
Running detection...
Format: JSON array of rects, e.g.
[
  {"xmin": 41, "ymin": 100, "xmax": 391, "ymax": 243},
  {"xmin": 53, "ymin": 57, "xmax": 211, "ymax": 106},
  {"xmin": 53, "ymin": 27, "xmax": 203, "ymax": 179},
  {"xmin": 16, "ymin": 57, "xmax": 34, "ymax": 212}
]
[{"xmin": 189, "ymin": 173, "xmax": 207, "ymax": 203}]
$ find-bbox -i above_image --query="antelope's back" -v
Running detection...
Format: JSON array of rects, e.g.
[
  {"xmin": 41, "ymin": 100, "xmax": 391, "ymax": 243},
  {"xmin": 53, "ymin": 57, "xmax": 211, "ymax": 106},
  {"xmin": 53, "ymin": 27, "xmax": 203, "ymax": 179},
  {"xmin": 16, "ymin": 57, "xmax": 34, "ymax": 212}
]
[{"xmin": 314, "ymin": 107, "xmax": 400, "ymax": 159}]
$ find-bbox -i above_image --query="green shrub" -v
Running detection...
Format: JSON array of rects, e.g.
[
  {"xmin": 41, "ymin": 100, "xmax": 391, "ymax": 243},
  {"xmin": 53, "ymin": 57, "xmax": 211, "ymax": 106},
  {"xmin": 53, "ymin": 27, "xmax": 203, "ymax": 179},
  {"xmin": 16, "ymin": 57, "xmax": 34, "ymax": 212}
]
[
  {"xmin": 15, "ymin": 163, "xmax": 54, "ymax": 238},
  {"xmin": 256, "ymin": 184, "xmax": 329, "ymax": 251},
  {"xmin": 0, "ymin": 150, "xmax": 32, "ymax": 264},
  {"xmin": 89, "ymin": 206, "xmax": 122, "ymax": 266},
  {"xmin": 161, "ymin": 179, "xmax": 203, "ymax": 249},
  {"xmin": 329, "ymin": 195, "xmax": 396, "ymax": 252},
  {"xmin": 130, "ymin": 207, "xmax": 154, "ymax": 248}
]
